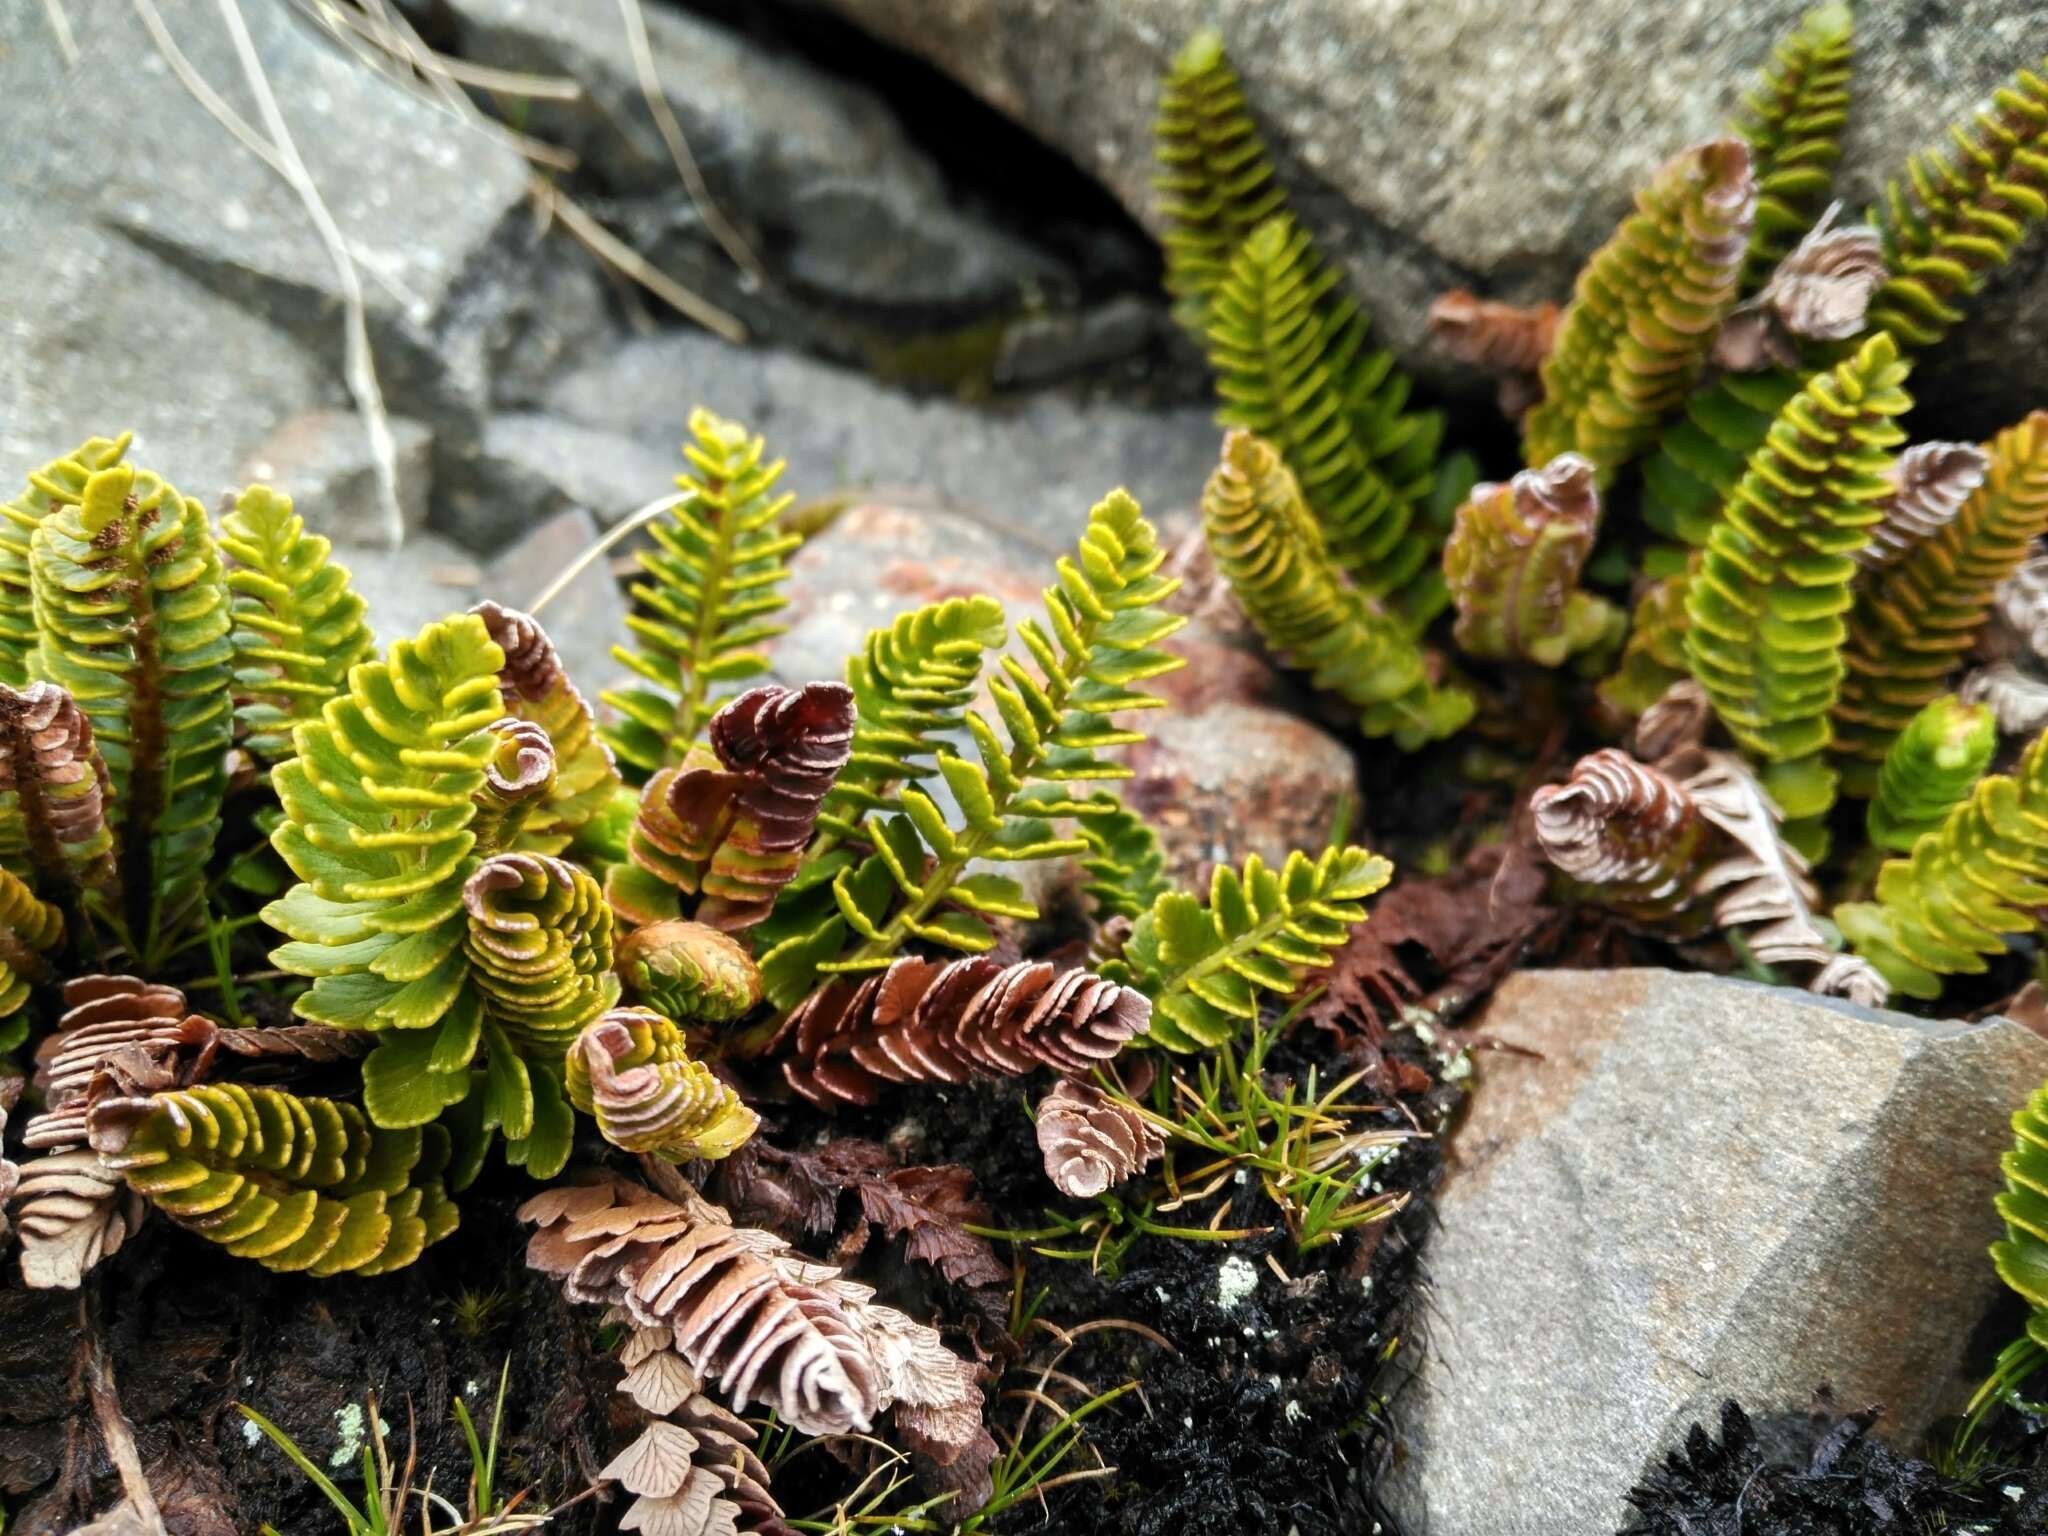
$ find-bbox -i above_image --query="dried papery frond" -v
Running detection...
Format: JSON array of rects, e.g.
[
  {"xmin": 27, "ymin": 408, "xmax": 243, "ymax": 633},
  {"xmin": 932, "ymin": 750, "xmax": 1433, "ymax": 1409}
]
[
  {"xmin": 11, "ymin": 1148, "xmax": 138, "ymax": 1291},
  {"xmin": 1124, "ymin": 845, "xmax": 1391, "ymax": 1052},
  {"xmin": 0, "ymin": 1076, "xmax": 17, "ymax": 1240},
  {"xmin": 598, "ymin": 1358, "xmax": 796, "ymax": 1536},
  {"xmin": 616, "ymin": 921, "xmax": 762, "ymax": 1025},
  {"xmin": 1998, "ymin": 549, "xmax": 2048, "ymax": 661},
  {"xmin": 521, "ymin": 1175, "xmax": 983, "ymax": 1442},
  {"xmin": 0, "ymin": 435, "xmax": 132, "ymax": 686},
  {"xmin": 1964, "ymin": 662, "xmax": 2048, "ymax": 738},
  {"xmin": 264, "ymin": 613, "xmax": 507, "ymax": 1129},
  {"xmin": 1839, "ymin": 723, "xmax": 2048, "ymax": 999},
  {"xmin": 1443, "ymin": 452, "xmax": 1621, "ymax": 667},
  {"xmin": 218, "ymin": 485, "xmax": 373, "ymax": 766},
  {"xmin": 1036, "ymin": 1076, "xmax": 1164, "ymax": 1199},
  {"xmin": 812, "ymin": 596, "xmax": 1007, "ymax": 841},
  {"xmin": 24, "ymin": 975, "xmax": 201, "ymax": 1153},
  {"xmin": 1871, "ymin": 57, "xmax": 2048, "ymax": 352},
  {"xmin": 1428, "ymin": 290, "xmax": 1560, "ymax": 377},
  {"xmin": 1731, "ymin": 3, "xmax": 1854, "ymax": 289},
  {"xmin": 471, "ymin": 601, "xmax": 622, "ymax": 852},
  {"xmin": 565, "ymin": 1008, "xmax": 758, "ymax": 1162},
  {"xmin": 603, "ymin": 410, "xmax": 803, "ymax": 774},
  {"xmin": 1523, "ymin": 138, "xmax": 1756, "ymax": 483},
  {"xmin": 0, "ymin": 680, "xmax": 115, "ymax": 896},
  {"xmin": 1202, "ymin": 430, "xmax": 1472, "ymax": 747},
  {"xmin": 1206, "ymin": 216, "xmax": 1443, "ymax": 614},
  {"xmin": 777, "ymin": 956, "xmax": 1151, "ymax": 1108},
  {"xmin": 1684, "ymin": 333, "xmax": 1912, "ymax": 822},
  {"xmin": 1154, "ymin": 28, "xmax": 1286, "ymax": 336},
  {"xmin": 1683, "ymin": 752, "xmax": 1887, "ymax": 1006},
  {"xmin": 1713, "ymin": 209, "xmax": 1887, "ymax": 371},
  {"xmin": 608, "ymin": 682, "xmax": 854, "ymax": 932},
  {"xmin": 1530, "ymin": 750, "xmax": 1709, "ymax": 920},
  {"xmin": 0, "ymin": 867, "xmax": 62, "ymax": 1051},
  {"xmin": 90, "ymin": 1082, "xmax": 459, "ymax": 1276},
  {"xmin": 1834, "ymin": 413, "xmax": 2048, "ymax": 793},
  {"xmin": 1866, "ymin": 695, "xmax": 1996, "ymax": 854},
  {"xmin": 1855, "ymin": 442, "xmax": 1991, "ymax": 570},
  {"xmin": 469, "ymin": 717, "xmax": 558, "ymax": 855},
  {"xmin": 1600, "ymin": 569, "xmax": 1695, "ymax": 719},
  {"xmin": 32, "ymin": 461, "xmax": 234, "ymax": 961}
]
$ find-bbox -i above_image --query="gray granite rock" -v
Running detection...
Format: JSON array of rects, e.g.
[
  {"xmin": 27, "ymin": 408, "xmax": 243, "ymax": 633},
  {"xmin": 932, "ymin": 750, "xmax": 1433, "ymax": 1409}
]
[
  {"xmin": 447, "ymin": 414, "xmax": 683, "ymax": 545},
  {"xmin": 237, "ymin": 411, "xmax": 435, "ymax": 546},
  {"xmin": 1387, "ymin": 968, "xmax": 2048, "ymax": 1536},
  {"xmin": 815, "ymin": 0, "xmax": 2048, "ymax": 426},
  {"xmin": 343, "ymin": 536, "xmax": 484, "ymax": 654},
  {"xmin": 546, "ymin": 329, "xmax": 1220, "ymax": 551}
]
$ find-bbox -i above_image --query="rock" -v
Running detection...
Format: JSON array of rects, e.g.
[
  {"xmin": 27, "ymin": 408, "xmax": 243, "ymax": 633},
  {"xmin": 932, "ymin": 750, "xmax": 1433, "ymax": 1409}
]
[
  {"xmin": 482, "ymin": 245, "xmax": 620, "ymax": 413},
  {"xmin": 483, "ymin": 507, "xmax": 630, "ymax": 700},
  {"xmin": 814, "ymin": 0, "xmax": 2048, "ymax": 428},
  {"xmin": 343, "ymin": 534, "xmax": 484, "ymax": 653},
  {"xmin": 445, "ymin": 0, "xmax": 1063, "ymax": 322},
  {"xmin": 448, "ymin": 414, "xmax": 683, "ymax": 545},
  {"xmin": 2, "ymin": 2, "xmax": 530, "ymax": 478},
  {"xmin": 237, "ymin": 411, "xmax": 435, "ymax": 545},
  {"xmin": 991, "ymin": 296, "xmax": 1166, "ymax": 389},
  {"xmin": 1387, "ymin": 968, "xmax": 2048, "ymax": 1536},
  {"xmin": 546, "ymin": 329, "xmax": 1221, "ymax": 551}
]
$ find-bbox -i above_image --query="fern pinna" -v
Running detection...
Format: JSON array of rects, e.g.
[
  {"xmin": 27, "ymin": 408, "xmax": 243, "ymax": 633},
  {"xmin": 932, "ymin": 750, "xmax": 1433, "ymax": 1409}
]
[
  {"xmin": 602, "ymin": 409, "xmax": 801, "ymax": 775},
  {"xmin": 1731, "ymin": 2, "xmax": 1854, "ymax": 291}
]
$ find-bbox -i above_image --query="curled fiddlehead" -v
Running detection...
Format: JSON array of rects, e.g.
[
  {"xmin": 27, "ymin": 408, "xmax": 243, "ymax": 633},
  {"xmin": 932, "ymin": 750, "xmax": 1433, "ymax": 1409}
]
[
  {"xmin": 1531, "ymin": 749, "xmax": 1710, "ymax": 920},
  {"xmin": 472, "ymin": 601, "xmax": 622, "ymax": 852},
  {"xmin": 565, "ymin": 1006, "xmax": 758, "ymax": 1161}
]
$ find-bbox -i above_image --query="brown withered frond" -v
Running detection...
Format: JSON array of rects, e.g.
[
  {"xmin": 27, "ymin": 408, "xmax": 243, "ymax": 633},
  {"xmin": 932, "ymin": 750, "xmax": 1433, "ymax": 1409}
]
[
  {"xmin": 1713, "ymin": 208, "xmax": 1886, "ymax": 371},
  {"xmin": 1857, "ymin": 442, "xmax": 1991, "ymax": 571},
  {"xmin": 0, "ymin": 1073, "xmax": 19, "ymax": 1244},
  {"xmin": 608, "ymin": 682, "xmax": 856, "ymax": 932},
  {"xmin": 0, "ymin": 680, "xmax": 115, "ymax": 895},
  {"xmin": 1995, "ymin": 547, "xmax": 2048, "ymax": 662},
  {"xmin": 1965, "ymin": 660, "xmax": 2048, "ymax": 737},
  {"xmin": 519, "ymin": 1174, "xmax": 989, "ymax": 1476},
  {"xmin": 1036, "ymin": 1076, "xmax": 1165, "ymax": 1199},
  {"xmin": 1531, "ymin": 749, "xmax": 1710, "ymax": 920},
  {"xmin": 774, "ymin": 957, "xmax": 1152, "ymax": 1109}
]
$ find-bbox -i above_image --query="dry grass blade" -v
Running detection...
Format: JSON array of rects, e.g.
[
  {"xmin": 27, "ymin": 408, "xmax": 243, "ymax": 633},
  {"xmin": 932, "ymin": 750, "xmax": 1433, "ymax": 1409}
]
[
  {"xmin": 41, "ymin": 0, "xmax": 80, "ymax": 64},
  {"xmin": 525, "ymin": 492, "xmax": 686, "ymax": 617},
  {"xmin": 533, "ymin": 180, "xmax": 747, "ymax": 341}
]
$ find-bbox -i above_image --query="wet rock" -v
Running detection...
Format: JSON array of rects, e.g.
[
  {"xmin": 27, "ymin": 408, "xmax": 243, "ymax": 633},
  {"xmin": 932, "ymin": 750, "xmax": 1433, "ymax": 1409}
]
[
  {"xmin": 815, "ymin": 0, "xmax": 2048, "ymax": 427},
  {"xmin": 545, "ymin": 329, "xmax": 1220, "ymax": 551},
  {"xmin": 483, "ymin": 506, "xmax": 631, "ymax": 700},
  {"xmin": 237, "ymin": 410, "xmax": 435, "ymax": 545},
  {"xmin": 1387, "ymin": 968, "xmax": 2048, "ymax": 1536},
  {"xmin": 449, "ymin": 414, "xmax": 681, "ymax": 545}
]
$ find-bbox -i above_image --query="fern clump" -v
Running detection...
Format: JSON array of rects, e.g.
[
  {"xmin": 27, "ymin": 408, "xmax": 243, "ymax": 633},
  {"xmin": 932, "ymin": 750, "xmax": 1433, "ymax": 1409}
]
[
  {"xmin": 1865, "ymin": 695, "xmax": 1996, "ymax": 855},
  {"xmin": 602, "ymin": 410, "xmax": 801, "ymax": 775},
  {"xmin": 1683, "ymin": 332, "xmax": 1912, "ymax": 822},
  {"xmin": 1203, "ymin": 430, "xmax": 1472, "ymax": 747},
  {"xmin": 1522, "ymin": 138, "xmax": 1757, "ymax": 482},
  {"xmin": 1732, "ymin": 2, "xmax": 1854, "ymax": 290}
]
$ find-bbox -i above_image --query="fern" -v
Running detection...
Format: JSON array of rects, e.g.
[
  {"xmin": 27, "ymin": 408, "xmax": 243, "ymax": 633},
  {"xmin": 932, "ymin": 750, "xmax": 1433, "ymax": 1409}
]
[
  {"xmin": 472, "ymin": 602, "xmax": 623, "ymax": 854},
  {"xmin": 32, "ymin": 461, "xmax": 234, "ymax": 963},
  {"xmin": 1206, "ymin": 216, "xmax": 1443, "ymax": 615},
  {"xmin": 1870, "ymin": 58, "xmax": 2048, "ymax": 352},
  {"xmin": 1599, "ymin": 569, "xmax": 1694, "ymax": 718},
  {"xmin": 615, "ymin": 918, "xmax": 762, "ymax": 1025},
  {"xmin": 1122, "ymin": 847, "xmax": 1391, "ymax": 1053},
  {"xmin": 1641, "ymin": 366, "xmax": 1806, "ymax": 548},
  {"xmin": 264, "ymin": 614, "xmax": 506, "ymax": 1129},
  {"xmin": 92, "ymin": 1082, "xmax": 458, "ymax": 1276},
  {"xmin": 1991, "ymin": 1080, "xmax": 2048, "ymax": 1350},
  {"xmin": 0, "ymin": 866, "xmax": 61, "ymax": 1053},
  {"xmin": 1833, "ymin": 412, "xmax": 2048, "ymax": 794},
  {"xmin": 1732, "ymin": 2, "xmax": 1854, "ymax": 291},
  {"xmin": 217, "ymin": 485, "xmax": 373, "ymax": 766},
  {"xmin": 565, "ymin": 1006, "xmax": 758, "ymax": 1161},
  {"xmin": 1075, "ymin": 791, "xmax": 1173, "ymax": 923},
  {"xmin": 1865, "ymin": 695, "xmax": 1996, "ymax": 854},
  {"xmin": 1838, "ymin": 722, "xmax": 2048, "ymax": 999},
  {"xmin": 1154, "ymin": 27, "xmax": 1286, "ymax": 336},
  {"xmin": 1203, "ymin": 430, "xmax": 1472, "ymax": 748},
  {"xmin": 602, "ymin": 410, "xmax": 801, "ymax": 775},
  {"xmin": 1523, "ymin": 138, "xmax": 1756, "ymax": 483},
  {"xmin": 0, "ymin": 681, "xmax": 116, "ymax": 899},
  {"xmin": 1683, "ymin": 332, "xmax": 1911, "ymax": 822},
  {"xmin": 0, "ymin": 435, "xmax": 131, "ymax": 688}
]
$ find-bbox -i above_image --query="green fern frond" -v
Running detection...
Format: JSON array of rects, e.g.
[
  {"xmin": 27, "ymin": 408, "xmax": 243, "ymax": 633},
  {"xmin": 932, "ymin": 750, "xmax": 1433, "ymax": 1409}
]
[
  {"xmin": 1523, "ymin": 138, "xmax": 1757, "ymax": 483},
  {"xmin": 264, "ymin": 613, "xmax": 506, "ymax": 1128},
  {"xmin": 0, "ymin": 865, "xmax": 61, "ymax": 1054},
  {"xmin": 1683, "ymin": 332, "xmax": 1911, "ymax": 821},
  {"xmin": 1870, "ymin": 58, "xmax": 2048, "ymax": 352},
  {"xmin": 218, "ymin": 485, "xmax": 374, "ymax": 766},
  {"xmin": 1598, "ymin": 569, "xmax": 1694, "ymax": 718},
  {"xmin": 1154, "ymin": 28, "xmax": 1287, "ymax": 336},
  {"xmin": 1865, "ymin": 695, "xmax": 1996, "ymax": 854},
  {"xmin": 1122, "ymin": 846, "xmax": 1391, "ymax": 1053},
  {"xmin": 813, "ymin": 594, "xmax": 1008, "ymax": 842},
  {"xmin": 1838, "ymin": 723, "xmax": 2048, "ymax": 999},
  {"xmin": 1833, "ymin": 412, "xmax": 2048, "ymax": 793},
  {"xmin": 1203, "ymin": 430, "xmax": 1472, "ymax": 748},
  {"xmin": 1206, "ymin": 215, "xmax": 1443, "ymax": 613},
  {"xmin": 93, "ymin": 1082, "xmax": 459, "ymax": 1276},
  {"xmin": 601, "ymin": 410, "xmax": 801, "ymax": 775},
  {"xmin": 32, "ymin": 461, "xmax": 234, "ymax": 963},
  {"xmin": 1732, "ymin": 2, "xmax": 1855, "ymax": 290},
  {"xmin": 1991, "ymin": 1080, "xmax": 2048, "ymax": 1327},
  {"xmin": 758, "ymin": 493, "xmax": 1185, "ymax": 1009},
  {"xmin": 1641, "ymin": 369, "xmax": 1806, "ymax": 547},
  {"xmin": 1075, "ymin": 790, "xmax": 1173, "ymax": 923},
  {"xmin": 0, "ymin": 434, "xmax": 131, "ymax": 688}
]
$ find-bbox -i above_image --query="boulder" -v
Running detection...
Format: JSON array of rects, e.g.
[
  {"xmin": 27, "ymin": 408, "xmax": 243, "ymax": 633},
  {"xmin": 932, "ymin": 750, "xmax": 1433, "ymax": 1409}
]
[
  {"xmin": 448, "ymin": 414, "xmax": 684, "ymax": 545},
  {"xmin": 813, "ymin": 0, "xmax": 2048, "ymax": 428},
  {"xmin": 1387, "ymin": 968, "xmax": 2048, "ymax": 1536},
  {"xmin": 545, "ymin": 329, "xmax": 1221, "ymax": 551},
  {"xmin": 237, "ymin": 411, "xmax": 435, "ymax": 545},
  {"xmin": 343, "ymin": 536, "xmax": 484, "ymax": 653},
  {"xmin": 483, "ymin": 507, "xmax": 631, "ymax": 701}
]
